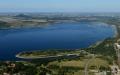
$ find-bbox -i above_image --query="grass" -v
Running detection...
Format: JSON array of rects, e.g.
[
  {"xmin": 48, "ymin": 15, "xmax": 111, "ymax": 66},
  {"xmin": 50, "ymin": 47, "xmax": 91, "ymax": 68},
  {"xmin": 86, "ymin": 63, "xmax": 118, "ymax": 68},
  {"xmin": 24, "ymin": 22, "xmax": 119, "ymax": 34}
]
[
  {"xmin": 48, "ymin": 57, "xmax": 109, "ymax": 69},
  {"xmin": 89, "ymin": 58, "xmax": 109, "ymax": 69},
  {"xmin": 47, "ymin": 57, "xmax": 109, "ymax": 75}
]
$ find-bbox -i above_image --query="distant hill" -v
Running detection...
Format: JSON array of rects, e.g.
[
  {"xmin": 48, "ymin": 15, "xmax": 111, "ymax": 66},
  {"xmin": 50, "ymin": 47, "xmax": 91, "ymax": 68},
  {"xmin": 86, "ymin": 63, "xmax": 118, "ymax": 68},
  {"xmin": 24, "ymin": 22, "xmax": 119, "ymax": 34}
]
[{"xmin": 15, "ymin": 14, "xmax": 32, "ymax": 19}]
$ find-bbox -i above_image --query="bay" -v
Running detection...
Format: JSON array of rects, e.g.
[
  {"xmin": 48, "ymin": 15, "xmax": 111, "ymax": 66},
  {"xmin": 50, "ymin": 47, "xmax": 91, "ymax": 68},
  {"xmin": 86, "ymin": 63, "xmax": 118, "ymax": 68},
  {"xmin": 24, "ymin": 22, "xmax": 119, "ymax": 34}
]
[{"xmin": 0, "ymin": 22, "xmax": 115, "ymax": 60}]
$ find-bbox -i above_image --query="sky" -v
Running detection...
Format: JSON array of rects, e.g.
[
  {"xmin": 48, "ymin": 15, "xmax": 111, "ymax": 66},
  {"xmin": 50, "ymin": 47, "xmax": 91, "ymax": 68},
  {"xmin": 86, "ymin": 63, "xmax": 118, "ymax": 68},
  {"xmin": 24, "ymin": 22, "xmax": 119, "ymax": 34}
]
[{"xmin": 0, "ymin": 0, "xmax": 120, "ymax": 12}]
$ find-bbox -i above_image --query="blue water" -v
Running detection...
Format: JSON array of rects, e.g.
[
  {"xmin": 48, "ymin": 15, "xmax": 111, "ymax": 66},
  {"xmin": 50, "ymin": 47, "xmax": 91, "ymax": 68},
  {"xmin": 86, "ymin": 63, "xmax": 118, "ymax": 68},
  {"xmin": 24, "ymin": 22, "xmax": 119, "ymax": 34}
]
[{"xmin": 0, "ymin": 22, "xmax": 115, "ymax": 60}]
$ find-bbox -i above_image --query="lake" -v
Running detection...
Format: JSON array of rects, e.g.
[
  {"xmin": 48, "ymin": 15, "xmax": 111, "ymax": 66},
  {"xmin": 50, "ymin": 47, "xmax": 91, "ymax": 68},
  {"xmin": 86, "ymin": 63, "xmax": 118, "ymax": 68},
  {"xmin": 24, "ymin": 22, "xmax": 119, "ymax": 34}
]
[{"xmin": 0, "ymin": 22, "xmax": 115, "ymax": 60}]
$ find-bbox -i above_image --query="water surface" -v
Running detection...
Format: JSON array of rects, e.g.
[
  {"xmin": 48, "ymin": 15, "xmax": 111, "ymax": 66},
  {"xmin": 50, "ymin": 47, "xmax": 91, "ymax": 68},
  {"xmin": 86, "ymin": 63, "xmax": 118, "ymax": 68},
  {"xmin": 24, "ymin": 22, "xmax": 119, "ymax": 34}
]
[{"xmin": 0, "ymin": 22, "xmax": 115, "ymax": 60}]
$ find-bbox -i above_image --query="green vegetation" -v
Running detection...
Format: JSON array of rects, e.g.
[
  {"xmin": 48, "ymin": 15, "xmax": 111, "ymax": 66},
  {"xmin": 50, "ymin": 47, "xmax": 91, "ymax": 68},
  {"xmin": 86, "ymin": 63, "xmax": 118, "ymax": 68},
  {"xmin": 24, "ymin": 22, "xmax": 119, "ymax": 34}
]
[
  {"xmin": 15, "ymin": 38, "xmax": 114, "ymax": 75},
  {"xmin": 48, "ymin": 58, "xmax": 109, "ymax": 69},
  {"xmin": 85, "ymin": 38, "xmax": 116, "ymax": 63},
  {"xmin": 0, "ymin": 21, "xmax": 10, "ymax": 28},
  {"xmin": 14, "ymin": 36, "xmax": 117, "ymax": 75},
  {"xmin": 16, "ymin": 49, "xmax": 81, "ymax": 59}
]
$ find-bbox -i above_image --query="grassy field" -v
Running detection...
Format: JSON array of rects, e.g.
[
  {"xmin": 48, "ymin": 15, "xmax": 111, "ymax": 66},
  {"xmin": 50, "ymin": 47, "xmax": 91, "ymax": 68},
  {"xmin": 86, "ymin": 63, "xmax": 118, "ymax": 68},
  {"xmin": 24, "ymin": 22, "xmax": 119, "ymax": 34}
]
[
  {"xmin": 47, "ymin": 57, "xmax": 109, "ymax": 75},
  {"xmin": 48, "ymin": 57, "xmax": 109, "ymax": 69}
]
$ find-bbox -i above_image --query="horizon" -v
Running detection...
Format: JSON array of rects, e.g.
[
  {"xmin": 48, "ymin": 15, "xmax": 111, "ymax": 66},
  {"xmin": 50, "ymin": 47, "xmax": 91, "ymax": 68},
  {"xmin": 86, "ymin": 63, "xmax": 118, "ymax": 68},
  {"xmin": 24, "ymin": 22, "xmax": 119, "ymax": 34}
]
[{"xmin": 0, "ymin": 0, "xmax": 120, "ymax": 12}]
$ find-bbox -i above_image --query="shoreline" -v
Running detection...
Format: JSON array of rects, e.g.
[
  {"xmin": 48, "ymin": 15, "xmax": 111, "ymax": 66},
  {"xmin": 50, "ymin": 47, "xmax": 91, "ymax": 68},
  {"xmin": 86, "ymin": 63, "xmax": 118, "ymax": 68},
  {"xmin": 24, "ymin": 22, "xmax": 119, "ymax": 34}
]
[
  {"xmin": 88, "ymin": 24, "xmax": 117, "ymax": 48},
  {"xmin": 112, "ymin": 25, "xmax": 118, "ymax": 38},
  {"xmin": 16, "ymin": 52, "xmax": 80, "ymax": 59}
]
